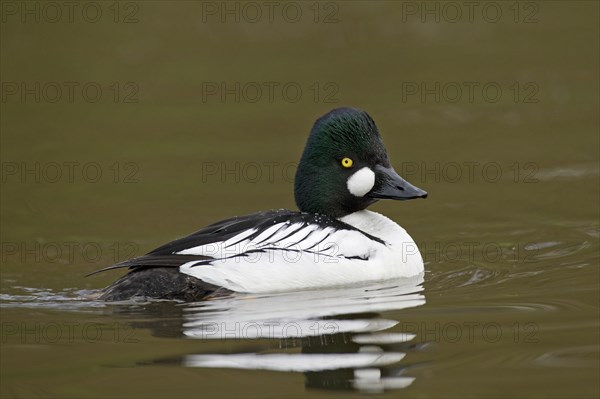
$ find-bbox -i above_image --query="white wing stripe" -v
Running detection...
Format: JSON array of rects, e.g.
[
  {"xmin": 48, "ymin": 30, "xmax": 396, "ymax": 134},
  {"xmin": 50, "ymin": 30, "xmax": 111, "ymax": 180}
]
[
  {"xmin": 296, "ymin": 227, "xmax": 336, "ymax": 250},
  {"xmin": 176, "ymin": 223, "xmax": 352, "ymax": 260},
  {"xmin": 223, "ymin": 228, "xmax": 258, "ymax": 248},
  {"xmin": 279, "ymin": 225, "xmax": 320, "ymax": 248},
  {"xmin": 260, "ymin": 222, "xmax": 304, "ymax": 246},
  {"xmin": 252, "ymin": 223, "xmax": 288, "ymax": 244}
]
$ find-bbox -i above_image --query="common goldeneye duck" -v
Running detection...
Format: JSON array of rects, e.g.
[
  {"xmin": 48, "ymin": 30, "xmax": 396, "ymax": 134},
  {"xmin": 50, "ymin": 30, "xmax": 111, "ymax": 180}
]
[{"xmin": 94, "ymin": 107, "xmax": 427, "ymax": 301}]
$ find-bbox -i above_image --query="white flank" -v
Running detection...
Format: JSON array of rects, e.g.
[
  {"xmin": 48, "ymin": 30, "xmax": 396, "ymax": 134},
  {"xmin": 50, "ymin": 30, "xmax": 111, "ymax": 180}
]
[
  {"xmin": 179, "ymin": 210, "xmax": 424, "ymax": 293},
  {"xmin": 347, "ymin": 167, "xmax": 376, "ymax": 197}
]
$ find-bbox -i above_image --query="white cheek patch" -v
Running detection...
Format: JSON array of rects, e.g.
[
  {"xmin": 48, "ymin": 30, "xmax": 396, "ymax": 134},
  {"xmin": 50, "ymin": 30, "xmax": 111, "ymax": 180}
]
[{"xmin": 347, "ymin": 167, "xmax": 376, "ymax": 197}]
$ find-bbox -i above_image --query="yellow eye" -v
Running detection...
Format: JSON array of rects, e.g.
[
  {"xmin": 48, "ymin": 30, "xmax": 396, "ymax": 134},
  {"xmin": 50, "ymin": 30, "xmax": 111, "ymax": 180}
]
[{"xmin": 341, "ymin": 157, "xmax": 354, "ymax": 168}]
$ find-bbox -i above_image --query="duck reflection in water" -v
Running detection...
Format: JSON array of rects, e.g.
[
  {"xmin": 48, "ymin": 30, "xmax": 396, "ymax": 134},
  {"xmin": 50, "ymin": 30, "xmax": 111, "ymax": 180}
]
[{"xmin": 122, "ymin": 275, "xmax": 426, "ymax": 393}]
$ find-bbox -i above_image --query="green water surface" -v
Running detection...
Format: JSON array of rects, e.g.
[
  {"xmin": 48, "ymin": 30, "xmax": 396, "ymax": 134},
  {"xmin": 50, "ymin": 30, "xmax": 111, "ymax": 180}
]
[{"xmin": 1, "ymin": 1, "xmax": 599, "ymax": 398}]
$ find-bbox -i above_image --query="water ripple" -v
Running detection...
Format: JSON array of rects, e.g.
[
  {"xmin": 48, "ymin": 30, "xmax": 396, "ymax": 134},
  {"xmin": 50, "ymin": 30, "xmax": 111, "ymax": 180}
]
[
  {"xmin": 0, "ymin": 287, "xmax": 105, "ymax": 310},
  {"xmin": 535, "ymin": 346, "xmax": 600, "ymax": 368}
]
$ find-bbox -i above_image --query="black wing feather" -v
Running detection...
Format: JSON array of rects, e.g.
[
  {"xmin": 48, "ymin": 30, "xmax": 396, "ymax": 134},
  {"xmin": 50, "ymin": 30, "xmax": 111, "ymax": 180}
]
[{"xmin": 89, "ymin": 209, "xmax": 384, "ymax": 276}]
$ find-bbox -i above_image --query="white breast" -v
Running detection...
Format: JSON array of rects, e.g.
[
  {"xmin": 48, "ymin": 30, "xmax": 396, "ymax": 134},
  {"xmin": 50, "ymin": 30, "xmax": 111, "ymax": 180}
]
[
  {"xmin": 179, "ymin": 210, "xmax": 424, "ymax": 293},
  {"xmin": 340, "ymin": 210, "xmax": 424, "ymax": 273}
]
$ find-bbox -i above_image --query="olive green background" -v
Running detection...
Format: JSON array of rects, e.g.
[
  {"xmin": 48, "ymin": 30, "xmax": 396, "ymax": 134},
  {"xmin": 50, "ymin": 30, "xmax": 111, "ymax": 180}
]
[{"xmin": 1, "ymin": 1, "xmax": 599, "ymax": 398}]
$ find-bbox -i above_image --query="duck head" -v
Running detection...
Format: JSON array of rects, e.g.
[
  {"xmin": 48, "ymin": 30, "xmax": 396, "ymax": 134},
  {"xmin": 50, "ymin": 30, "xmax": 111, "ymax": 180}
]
[{"xmin": 294, "ymin": 107, "xmax": 427, "ymax": 218}]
